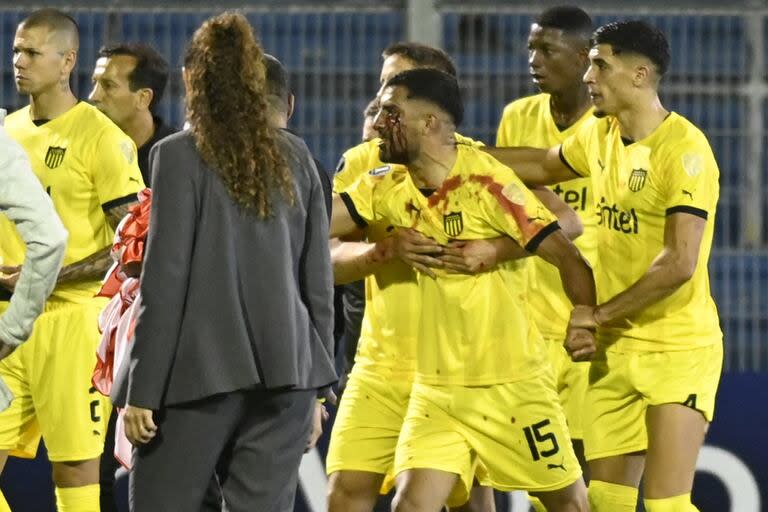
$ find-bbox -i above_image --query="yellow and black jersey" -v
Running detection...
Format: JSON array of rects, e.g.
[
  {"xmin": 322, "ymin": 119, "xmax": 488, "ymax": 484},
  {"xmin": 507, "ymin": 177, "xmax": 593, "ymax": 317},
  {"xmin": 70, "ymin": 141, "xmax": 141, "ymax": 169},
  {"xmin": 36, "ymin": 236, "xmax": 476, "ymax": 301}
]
[{"xmin": 560, "ymin": 112, "xmax": 721, "ymax": 350}]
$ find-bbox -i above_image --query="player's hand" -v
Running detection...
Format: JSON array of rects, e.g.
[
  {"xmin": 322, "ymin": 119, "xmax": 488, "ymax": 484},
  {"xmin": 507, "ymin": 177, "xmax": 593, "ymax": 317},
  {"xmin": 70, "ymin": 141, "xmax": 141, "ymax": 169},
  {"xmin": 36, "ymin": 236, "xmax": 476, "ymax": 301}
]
[
  {"xmin": 391, "ymin": 228, "xmax": 443, "ymax": 278},
  {"xmin": 0, "ymin": 266, "xmax": 21, "ymax": 292},
  {"xmin": 305, "ymin": 401, "xmax": 329, "ymax": 452},
  {"xmin": 565, "ymin": 327, "xmax": 596, "ymax": 362},
  {"xmin": 0, "ymin": 340, "xmax": 16, "ymax": 361},
  {"xmin": 123, "ymin": 405, "xmax": 158, "ymax": 446},
  {"xmin": 437, "ymin": 239, "xmax": 499, "ymax": 274}
]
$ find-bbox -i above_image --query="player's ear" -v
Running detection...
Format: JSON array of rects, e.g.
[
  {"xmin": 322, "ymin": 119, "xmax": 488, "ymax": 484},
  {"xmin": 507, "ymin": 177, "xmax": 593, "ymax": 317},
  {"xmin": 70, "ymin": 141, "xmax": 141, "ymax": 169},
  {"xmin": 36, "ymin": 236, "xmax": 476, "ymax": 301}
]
[
  {"xmin": 423, "ymin": 113, "xmax": 437, "ymax": 133},
  {"xmin": 633, "ymin": 63, "xmax": 650, "ymax": 87},
  {"xmin": 138, "ymin": 88, "xmax": 153, "ymax": 111}
]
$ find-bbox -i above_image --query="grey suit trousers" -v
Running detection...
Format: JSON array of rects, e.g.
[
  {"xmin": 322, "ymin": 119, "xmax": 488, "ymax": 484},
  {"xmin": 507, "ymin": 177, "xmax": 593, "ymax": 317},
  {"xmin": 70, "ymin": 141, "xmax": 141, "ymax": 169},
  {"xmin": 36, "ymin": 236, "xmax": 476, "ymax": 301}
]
[{"xmin": 129, "ymin": 388, "xmax": 315, "ymax": 512}]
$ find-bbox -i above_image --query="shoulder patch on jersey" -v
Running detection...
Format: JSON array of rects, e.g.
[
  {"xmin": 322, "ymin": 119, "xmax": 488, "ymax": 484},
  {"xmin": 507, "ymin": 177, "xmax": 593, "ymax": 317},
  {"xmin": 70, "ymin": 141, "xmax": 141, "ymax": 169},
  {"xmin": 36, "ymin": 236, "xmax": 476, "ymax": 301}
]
[
  {"xmin": 502, "ymin": 182, "xmax": 526, "ymax": 205},
  {"xmin": 120, "ymin": 140, "xmax": 135, "ymax": 164},
  {"xmin": 369, "ymin": 165, "xmax": 392, "ymax": 177},
  {"xmin": 681, "ymin": 153, "xmax": 703, "ymax": 177}
]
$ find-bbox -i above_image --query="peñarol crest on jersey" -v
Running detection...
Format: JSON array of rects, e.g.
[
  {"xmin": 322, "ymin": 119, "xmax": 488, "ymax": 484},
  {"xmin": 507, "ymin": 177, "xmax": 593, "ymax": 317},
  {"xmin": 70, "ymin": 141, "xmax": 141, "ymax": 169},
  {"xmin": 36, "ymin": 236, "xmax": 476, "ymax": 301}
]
[
  {"xmin": 443, "ymin": 211, "xmax": 463, "ymax": 237},
  {"xmin": 45, "ymin": 146, "xmax": 66, "ymax": 169},
  {"xmin": 628, "ymin": 168, "xmax": 647, "ymax": 192}
]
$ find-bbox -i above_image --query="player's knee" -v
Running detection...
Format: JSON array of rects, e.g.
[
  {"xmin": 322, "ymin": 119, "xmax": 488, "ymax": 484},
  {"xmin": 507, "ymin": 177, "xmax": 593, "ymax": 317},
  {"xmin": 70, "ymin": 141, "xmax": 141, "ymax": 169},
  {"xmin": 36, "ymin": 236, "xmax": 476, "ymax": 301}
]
[
  {"xmin": 535, "ymin": 479, "xmax": 589, "ymax": 512},
  {"xmin": 391, "ymin": 490, "xmax": 423, "ymax": 512},
  {"xmin": 327, "ymin": 472, "xmax": 379, "ymax": 510}
]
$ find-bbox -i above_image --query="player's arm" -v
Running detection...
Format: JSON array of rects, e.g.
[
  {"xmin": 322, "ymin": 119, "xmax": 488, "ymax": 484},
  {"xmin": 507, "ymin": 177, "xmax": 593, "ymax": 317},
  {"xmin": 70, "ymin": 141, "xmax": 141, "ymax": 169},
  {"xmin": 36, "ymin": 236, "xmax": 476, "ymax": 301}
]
[
  {"xmin": 0, "ymin": 136, "xmax": 67, "ymax": 357},
  {"xmin": 330, "ymin": 193, "xmax": 443, "ymax": 282},
  {"xmin": 571, "ymin": 212, "xmax": 705, "ymax": 330},
  {"xmin": 55, "ymin": 200, "xmax": 138, "ymax": 284},
  {"xmin": 437, "ymin": 186, "xmax": 582, "ymax": 274},
  {"xmin": 482, "ymin": 145, "xmax": 579, "ymax": 186},
  {"xmin": 533, "ymin": 228, "xmax": 597, "ymax": 361},
  {"xmin": 57, "ymin": 126, "xmax": 144, "ymax": 284}
]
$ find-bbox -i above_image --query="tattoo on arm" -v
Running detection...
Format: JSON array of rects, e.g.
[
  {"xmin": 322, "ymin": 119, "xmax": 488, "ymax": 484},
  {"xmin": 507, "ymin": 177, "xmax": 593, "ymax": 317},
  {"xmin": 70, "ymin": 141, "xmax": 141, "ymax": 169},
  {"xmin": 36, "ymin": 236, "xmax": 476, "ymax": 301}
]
[
  {"xmin": 57, "ymin": 246, "xmax": 113, "ymax": 284},
  {"xmin": 105, "ymin": 201, "xmax": 137, "ymax": 231},
  {"xmin": 56, "ymin": 200, "xmax": 138, "ymax": 284}
]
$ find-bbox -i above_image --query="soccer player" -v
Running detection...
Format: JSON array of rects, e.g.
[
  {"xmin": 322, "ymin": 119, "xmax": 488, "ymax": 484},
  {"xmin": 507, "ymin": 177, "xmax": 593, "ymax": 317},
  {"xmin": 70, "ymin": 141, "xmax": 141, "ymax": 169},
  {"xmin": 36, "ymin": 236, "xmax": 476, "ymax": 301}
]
[
  {"xmin": 331, "ymin": 68, "xmax": 595, "ymax": 512},
  {"xmin": 0, "ymin": 125, "xmax": 68, "ymax": 511},
  {"xmin": 88, "ymin": 41, "xmax": 175, "ymax": 512},
  {"xmin": 495, "ymin": 8, "xmax": 595, "ymax": 509},
  {"xmin": 328, "ymin": 42, "xmax": 583, "ymax": 512},
  {"xmin": 327, "ymin": 43, "xmax": 496, "ymax": 512},
  {"xmin": 89, "ymin": 42, "xmax": 176, "ymax": 183},
  {"xmin": 488, "ymin": 20, "xmax": 723, "ymax": 512},
  {"xmin": 0, "ymin": 9, "xmax": 144, "ymax": 511}
]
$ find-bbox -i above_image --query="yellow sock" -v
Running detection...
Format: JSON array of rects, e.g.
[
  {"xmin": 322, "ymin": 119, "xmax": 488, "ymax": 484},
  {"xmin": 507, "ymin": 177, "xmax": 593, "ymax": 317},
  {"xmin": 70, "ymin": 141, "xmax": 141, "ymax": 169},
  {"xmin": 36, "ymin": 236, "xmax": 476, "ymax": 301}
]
[
  {"xmin": 644, "ymin": 493, "xmax": 698, "ymax": 512},
  {"xmin": 0, "ymin": 490, "xmax": 11, "ymax": 512},
  {"xmin": 55, "ymin": 484, "xmax": 100, "ymax": 512},
  {"xmin": 588, "ymin": 480, "xmax": 638, "ymax": 512},
  {"xmin": 528, "ymin": 495, "xmax": 547, "ymax": 512}
]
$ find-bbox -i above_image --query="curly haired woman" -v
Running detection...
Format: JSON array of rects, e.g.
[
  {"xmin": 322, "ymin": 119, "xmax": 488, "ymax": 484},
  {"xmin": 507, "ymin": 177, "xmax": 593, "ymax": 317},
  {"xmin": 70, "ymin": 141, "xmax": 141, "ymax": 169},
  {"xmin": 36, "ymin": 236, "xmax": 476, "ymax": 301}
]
[{"xmin": 112, "ymin": 12, "xmax": 337, "ymax": 512}]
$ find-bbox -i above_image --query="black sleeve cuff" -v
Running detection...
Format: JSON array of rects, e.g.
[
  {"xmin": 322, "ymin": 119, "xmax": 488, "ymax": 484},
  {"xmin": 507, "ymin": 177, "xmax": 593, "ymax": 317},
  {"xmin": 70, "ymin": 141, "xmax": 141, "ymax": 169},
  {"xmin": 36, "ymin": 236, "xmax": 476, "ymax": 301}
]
[
  {"xmin": 558, "ymin": 147, "xmax": 585, "ymax": 177},
  {"xmin": 339, "ymin": 192, "xmax": 368, "ymax": 229},
  {"xmin": 666, "ymin": 205, "xmax": 708, "ymax": 220},
  {"xmin": 525, "ymin": 221, "xmax": 561, "ymax": 253},
  {"xmin": 102, "ymin": 193, "xmax": 139, "ymax": 212}
]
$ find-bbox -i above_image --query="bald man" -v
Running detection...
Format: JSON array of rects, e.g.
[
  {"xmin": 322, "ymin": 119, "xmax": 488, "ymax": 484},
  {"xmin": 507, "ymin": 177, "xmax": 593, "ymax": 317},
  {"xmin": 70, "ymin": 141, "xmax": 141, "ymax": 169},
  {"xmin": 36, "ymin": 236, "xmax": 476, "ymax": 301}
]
[{"xmin": 0, "ymin": 9, "xmax": 144, "ymax": 511}]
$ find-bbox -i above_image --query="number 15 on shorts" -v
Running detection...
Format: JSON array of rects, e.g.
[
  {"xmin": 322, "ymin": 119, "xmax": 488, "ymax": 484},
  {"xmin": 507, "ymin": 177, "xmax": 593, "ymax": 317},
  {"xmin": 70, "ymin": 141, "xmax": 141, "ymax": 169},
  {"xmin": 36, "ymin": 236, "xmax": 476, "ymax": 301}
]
[{"xmin": 523, "ymin": 419, "xmax": 560, "ymax": 461}]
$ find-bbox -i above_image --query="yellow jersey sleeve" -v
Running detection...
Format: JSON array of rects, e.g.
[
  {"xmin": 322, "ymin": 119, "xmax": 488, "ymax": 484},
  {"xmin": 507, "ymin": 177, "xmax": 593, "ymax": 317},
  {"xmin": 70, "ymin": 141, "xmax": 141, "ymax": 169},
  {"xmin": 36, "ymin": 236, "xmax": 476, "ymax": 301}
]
[
  {"xmin": 338, "ymin": 171, "xmax": 389, "ymax": 228},
  {"xmin": 454, "ymin": 132, "xmax": 485, "ymax": 147},
  {"xmin": 660, "ymin": 140, "xmax": 719, "ymax": 218},
  {"xmin": 559, "ymin": 121, "xmax": 594, "ymax": 177},
  {"xmin": 333, "ymin": 139, "xmax": 381, "ymax": 194},
  {"xmin": 480, "ymin": 167, "xmax": 559, "ymax": 251},
  {"xmin": 495, "ymin": 102, "xmax": 520, "ymax": 147},
  {"xmin": 92, "ymin": 126, "xmax": 145, "ymax": 207}
]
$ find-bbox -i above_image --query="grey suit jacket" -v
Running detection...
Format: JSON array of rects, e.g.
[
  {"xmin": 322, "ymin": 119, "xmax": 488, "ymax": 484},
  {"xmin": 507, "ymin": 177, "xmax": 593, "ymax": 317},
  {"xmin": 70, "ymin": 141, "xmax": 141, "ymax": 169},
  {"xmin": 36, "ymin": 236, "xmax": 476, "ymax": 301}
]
[{"xmin": 113, "ymin": 129, "xmax": 336, "ymax": 409}]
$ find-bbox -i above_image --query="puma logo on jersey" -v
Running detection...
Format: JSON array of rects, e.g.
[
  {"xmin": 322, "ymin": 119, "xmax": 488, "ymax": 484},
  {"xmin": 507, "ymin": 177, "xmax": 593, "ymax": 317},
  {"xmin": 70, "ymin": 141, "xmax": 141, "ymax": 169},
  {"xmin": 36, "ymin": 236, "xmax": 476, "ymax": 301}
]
[
  {"xmin": 682, "ymin": 189, "xmax": 694, "ymax": 200},
  {"xmin": 597, "ymin": 158, "xmax": 605, "ymax": 171},
  {"xmin": 547, "ymin": 462, "xmax": 567, "ymax": 471}
]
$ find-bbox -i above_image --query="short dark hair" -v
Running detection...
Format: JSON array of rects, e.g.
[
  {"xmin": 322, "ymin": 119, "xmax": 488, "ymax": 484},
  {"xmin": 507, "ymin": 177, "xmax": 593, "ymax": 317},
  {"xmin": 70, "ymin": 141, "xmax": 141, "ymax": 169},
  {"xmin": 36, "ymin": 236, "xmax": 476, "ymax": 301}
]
[
  {"xmin": 592, "ymin": 20, "xmax": 671, "ymax": 76},
  {"xmin": 536, "ymin": 6, "xmax": 593, "ymax": 39},
  {"xmin": 385, "ymin": 68, "xmax": 463, "ymax": 126},
  {"xmin": 99, "ymin": 42, "xmax": 169, "ymax": 111},
  {"xmin": 382, "ymin": 42, "xmax": 457, "ymax": 78},
  {"xmin": 263, "ymin": 53, "xmax": 290, "ymax": 114},
  {"xmin": 21, "ymin": 8, "xmax": 79, "ymax": 50}
]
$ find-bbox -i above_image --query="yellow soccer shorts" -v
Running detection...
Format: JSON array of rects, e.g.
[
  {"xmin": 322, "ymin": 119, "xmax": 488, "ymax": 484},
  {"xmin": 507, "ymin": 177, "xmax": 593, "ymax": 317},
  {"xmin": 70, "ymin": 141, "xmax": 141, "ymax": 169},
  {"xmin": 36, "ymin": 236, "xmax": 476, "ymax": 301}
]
[
  {"xmin": 583, "ymin": 342, "xmax": 723, "ymax": 461},
  {"xmin": 394, "ymin": 373, "xmax": 582, "ymax": 508},
  {"xmin": 0, "ymin": 297, "xmax": 111, "ymax": 462},
  {"xmin": 326, "ymin": 367, "xmax": 413, "ymax": 488},
  {"xmin": 545, "ymin": 336, "xmax": 589, "ymax": 440}
]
